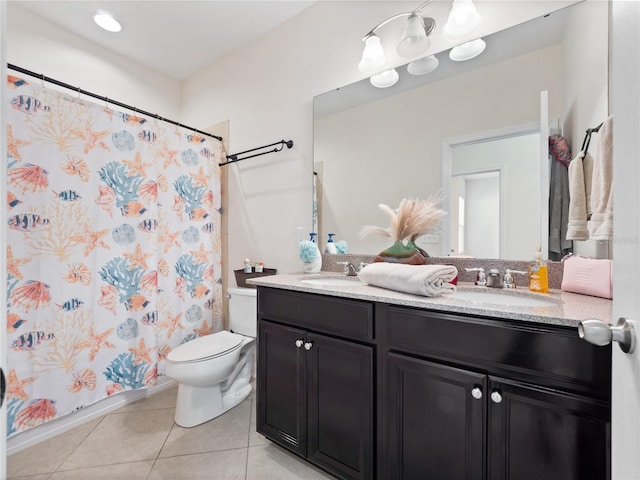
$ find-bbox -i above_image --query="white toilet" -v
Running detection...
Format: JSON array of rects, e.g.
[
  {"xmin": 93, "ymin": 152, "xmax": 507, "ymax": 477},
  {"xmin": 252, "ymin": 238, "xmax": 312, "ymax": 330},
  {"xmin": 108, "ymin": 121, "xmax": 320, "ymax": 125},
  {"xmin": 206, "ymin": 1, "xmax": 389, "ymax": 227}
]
[{"xmin": 165, "ymin": 287, "xmax": 257, "ymax": 427}]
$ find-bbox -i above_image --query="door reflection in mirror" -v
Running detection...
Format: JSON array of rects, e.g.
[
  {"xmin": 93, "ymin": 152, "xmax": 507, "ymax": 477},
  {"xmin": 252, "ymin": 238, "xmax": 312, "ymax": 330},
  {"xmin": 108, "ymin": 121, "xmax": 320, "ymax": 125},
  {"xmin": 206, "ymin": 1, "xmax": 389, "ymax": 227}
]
[{"xmin": 448, "ymin": 131, "xmax": 540, "ymax": 259}]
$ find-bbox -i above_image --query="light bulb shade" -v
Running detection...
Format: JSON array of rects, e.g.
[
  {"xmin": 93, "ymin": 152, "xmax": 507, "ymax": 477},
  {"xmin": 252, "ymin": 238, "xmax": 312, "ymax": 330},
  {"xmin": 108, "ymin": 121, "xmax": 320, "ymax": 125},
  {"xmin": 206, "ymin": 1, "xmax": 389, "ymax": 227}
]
[
  {"xmin": 358, "ymin": 35, "xmax": 386, "ymax": 73},
  {"xmin": 407, "ymin": 55, "xmax": 439, "ymax": 76},
  {"xmin": 94, "ymin": 11, "xmax": 122, "ymax": 32},
  {"xmin": 449, "ymin": 38, "xmax": 486, "ymax": 62},
  {"xmin": 397, "ymin": 14, "xmax": 430, "ymax": 58},
  {"xmin": 442, "ymin": 0, "xmax": 482, "ymax": 41},
  {"xmin": 370, "ymin": 69, "xmax": 399, "ymax": 88}
]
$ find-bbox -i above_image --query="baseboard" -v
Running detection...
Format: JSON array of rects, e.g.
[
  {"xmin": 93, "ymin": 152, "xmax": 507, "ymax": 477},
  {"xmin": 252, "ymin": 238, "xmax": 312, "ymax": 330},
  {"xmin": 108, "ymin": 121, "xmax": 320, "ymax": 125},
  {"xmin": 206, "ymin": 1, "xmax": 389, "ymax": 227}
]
[{"xmin": 7, "ymin": 377, "xmax": 177, "ymax": 455}]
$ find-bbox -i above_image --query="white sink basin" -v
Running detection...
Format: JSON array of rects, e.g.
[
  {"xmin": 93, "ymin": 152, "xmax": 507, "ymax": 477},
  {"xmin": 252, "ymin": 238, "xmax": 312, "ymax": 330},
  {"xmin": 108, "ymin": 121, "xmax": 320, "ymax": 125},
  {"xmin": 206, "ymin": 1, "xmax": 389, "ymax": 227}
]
[
  {"xmin": 449, "ymin": 290, "xmax": 558, "ymax": 307},
  {"xmin": 301, "ymin": 278, "xmax": 361, "ymax": 287}
]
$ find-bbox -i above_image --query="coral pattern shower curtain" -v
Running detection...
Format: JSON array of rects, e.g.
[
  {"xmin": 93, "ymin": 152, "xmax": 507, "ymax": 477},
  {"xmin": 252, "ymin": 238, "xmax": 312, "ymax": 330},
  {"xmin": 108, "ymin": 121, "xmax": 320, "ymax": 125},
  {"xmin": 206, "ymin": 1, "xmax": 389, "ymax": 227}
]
[{"xmin": 5, "ymin": 76, "xmax": 223, "ymax": 436}]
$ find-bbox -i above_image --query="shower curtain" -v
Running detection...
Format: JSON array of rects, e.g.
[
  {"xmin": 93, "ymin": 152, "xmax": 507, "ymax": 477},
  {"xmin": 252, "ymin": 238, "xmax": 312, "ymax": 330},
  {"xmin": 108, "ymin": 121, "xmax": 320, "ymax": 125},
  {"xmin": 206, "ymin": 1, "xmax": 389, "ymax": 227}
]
[{"xmin": 5, "ymin": 75, "xmax": 223, "ymax": 436}]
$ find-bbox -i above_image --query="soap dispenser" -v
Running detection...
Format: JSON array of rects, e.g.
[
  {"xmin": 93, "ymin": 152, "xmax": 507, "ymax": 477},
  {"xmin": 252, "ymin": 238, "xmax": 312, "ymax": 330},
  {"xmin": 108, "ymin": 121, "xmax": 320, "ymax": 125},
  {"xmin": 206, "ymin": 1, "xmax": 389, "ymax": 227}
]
[
  {"xmin": 325, "ymin": 233, "xmax": 337, "ymax": 254},
  {"xmin": 299, "ymin": 233, "xmax": 322, "ymax": 274},
  {"xmin": 528, "ymin": 245, "xmax": 549, "ymax": 293}
]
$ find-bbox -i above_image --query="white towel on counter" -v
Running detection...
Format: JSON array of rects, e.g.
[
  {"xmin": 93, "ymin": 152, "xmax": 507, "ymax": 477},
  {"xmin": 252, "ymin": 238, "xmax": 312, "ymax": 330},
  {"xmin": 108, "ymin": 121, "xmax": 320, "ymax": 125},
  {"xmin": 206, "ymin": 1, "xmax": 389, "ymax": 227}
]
[
  {"xmin": 358, "ymin": 262, "xmax": 457, "ymax": 297},
  {"xmin": 566, "ymin": 151, "xmax": 593, "ymax": 241},
  {"xmin": 588, "ymin": 115, "xmax": 613, "ymax": 240}
]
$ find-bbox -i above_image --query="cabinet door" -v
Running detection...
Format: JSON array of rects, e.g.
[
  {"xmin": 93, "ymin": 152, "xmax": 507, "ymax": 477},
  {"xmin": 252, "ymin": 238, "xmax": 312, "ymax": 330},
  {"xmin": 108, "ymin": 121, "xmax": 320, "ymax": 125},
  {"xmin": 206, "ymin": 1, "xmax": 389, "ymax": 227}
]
[
  {"xmin": 257, "ymin": 320, "xmax": 306, "ymax": 456},
  {"xmin": 306, "ymin": 332, "xmax": 374, "ymax": 480},
  {"xmin": 387, "ymin": 353, "xmax": 486, "ymax": 480},
  {"xmin": 488, "ymin": 377, "xmax": 610, "ymax": 480}
]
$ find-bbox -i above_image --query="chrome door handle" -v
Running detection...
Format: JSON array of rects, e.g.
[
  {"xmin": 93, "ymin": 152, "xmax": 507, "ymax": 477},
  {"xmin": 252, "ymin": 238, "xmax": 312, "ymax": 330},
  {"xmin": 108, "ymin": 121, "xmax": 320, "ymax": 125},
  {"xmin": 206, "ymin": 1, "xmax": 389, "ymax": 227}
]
[
  {"xmin": 471, "ymin": 387, "xmax": 483, "ymax": 400},
  {"xmin": 579, "ymin": 317, "xmax": 636, "ymax": 354},
  {"xmin": 295, "ymin": 339, "xmax": 303, "ymax": 348},
  {"xmin": 304, "ymin": 342, "xmax": 313, "ymax": 351},
  {"xmin": 490, "ymin": 390, "xmax": 503, "ymax": 404}
]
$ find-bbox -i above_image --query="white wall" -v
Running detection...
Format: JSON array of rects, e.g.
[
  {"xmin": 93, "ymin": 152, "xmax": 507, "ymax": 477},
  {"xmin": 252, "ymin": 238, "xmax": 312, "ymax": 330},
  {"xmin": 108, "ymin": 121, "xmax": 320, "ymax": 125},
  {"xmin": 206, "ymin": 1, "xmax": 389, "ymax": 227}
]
[
  {"xmin": 7, "ymin": 4, "xmax": 181, "ymax": 119},
  {"xmin": 180, "ymin": 1, "xmax": 575, "ymax": 279},
  {"xmin": 180, "ymin": 2, "xmax": 385, "ymax": 277}
]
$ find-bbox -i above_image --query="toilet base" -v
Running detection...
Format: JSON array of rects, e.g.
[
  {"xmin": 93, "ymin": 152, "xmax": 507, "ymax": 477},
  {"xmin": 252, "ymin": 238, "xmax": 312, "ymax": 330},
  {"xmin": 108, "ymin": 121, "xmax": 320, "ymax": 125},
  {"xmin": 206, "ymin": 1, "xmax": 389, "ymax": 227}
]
[{"xmin": 174, "ymin": 360, "xmax": 253, "ymax": 427}]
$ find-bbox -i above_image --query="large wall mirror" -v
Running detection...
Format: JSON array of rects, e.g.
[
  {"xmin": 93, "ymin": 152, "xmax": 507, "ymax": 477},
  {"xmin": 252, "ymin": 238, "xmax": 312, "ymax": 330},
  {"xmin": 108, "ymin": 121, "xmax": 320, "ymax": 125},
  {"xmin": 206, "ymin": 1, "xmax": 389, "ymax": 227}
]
[{"xmin": 313, "ymin": 1, "xmax": 608, "ymax": 260}]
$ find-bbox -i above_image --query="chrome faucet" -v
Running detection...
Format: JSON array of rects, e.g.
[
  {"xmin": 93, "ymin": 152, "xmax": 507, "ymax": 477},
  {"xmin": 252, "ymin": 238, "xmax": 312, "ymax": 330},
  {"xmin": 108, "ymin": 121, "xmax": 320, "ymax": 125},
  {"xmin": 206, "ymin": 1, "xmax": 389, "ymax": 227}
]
[
  {"xmin": 503, "ymin": 269, "xmax": 527, "ymax": 289},
  {"xmin": 337, "ymin": 261, "xmax": 358, "ymax": 276},
  {"xmin": 486, "ymin": 269, "xmax": 503, "ymax": 288}
]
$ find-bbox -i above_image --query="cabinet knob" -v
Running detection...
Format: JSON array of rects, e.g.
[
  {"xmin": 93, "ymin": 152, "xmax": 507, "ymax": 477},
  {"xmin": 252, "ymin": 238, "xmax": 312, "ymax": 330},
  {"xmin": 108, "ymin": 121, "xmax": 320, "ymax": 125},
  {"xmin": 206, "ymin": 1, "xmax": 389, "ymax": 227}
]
[
  {"xmin": 471, "ymin": 387, "xmax": 483, "ymax": 400},
  {"xmin": 295, "ymin": 339, "xmax": 303, "ymax": 348},
  {"xmin": 304, "ymin": 342, "xmax": 313, "ymax": 350},
  {"xmin": 491, "ymin": 390, "xmax": 503, "ymax": 404}
]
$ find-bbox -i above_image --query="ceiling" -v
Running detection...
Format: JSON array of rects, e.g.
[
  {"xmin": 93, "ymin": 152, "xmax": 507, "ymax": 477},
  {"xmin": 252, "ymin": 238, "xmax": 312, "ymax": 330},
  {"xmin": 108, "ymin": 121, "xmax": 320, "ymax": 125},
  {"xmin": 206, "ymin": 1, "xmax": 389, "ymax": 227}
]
[{"xmin": 11, "ymin": 0, "xmax": 315, "ymax": 81}]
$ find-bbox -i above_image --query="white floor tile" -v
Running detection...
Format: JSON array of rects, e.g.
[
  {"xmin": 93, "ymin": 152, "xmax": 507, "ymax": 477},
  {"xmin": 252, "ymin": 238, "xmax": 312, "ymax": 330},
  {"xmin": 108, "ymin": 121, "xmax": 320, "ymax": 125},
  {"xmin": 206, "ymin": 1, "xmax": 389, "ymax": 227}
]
[
  {"xmin": 149, "ymin": 449, "xmax": 247, "ymax": 480},
  {"xmin": 7, "ymin": 418, "xmax": 102, "ymax": 478},
  {"xmin": 246, "ymin": 444, "xmax": 334, "ymax": 480},
  {"xmin": 58, "ymin": 408, "xmax": 174, "ymax": 471},
  {"xmin": 159, "ymin": 398, "xmax": 251, "ymax": 457}
]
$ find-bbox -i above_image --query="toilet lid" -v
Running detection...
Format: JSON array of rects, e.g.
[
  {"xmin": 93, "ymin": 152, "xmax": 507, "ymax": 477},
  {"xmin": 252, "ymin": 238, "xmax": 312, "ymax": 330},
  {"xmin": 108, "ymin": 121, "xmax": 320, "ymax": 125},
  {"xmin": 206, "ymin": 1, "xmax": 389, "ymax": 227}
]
[{"xmin": 167, "ymin": 331, "xmax": 243, "ymax": 363}]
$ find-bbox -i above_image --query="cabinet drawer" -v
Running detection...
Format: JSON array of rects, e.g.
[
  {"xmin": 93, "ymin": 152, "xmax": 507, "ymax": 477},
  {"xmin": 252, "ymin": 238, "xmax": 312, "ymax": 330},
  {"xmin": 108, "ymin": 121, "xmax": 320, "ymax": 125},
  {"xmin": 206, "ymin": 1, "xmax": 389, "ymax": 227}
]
[
  {"xmin": 258, "ymin": 287, "xmax": 374, "ymax": 341},
  {"xmin": 386, "ymin": 305, "xmax": 611, "ymax": 400}
]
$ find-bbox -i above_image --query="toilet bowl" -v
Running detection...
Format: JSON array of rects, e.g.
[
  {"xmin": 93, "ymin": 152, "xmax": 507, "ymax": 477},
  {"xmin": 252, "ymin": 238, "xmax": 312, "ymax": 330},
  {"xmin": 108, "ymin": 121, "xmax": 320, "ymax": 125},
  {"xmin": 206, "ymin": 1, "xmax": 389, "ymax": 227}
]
[{"xmin": 165, "ymin": 287, "xmax": 257, "ymax": 427}]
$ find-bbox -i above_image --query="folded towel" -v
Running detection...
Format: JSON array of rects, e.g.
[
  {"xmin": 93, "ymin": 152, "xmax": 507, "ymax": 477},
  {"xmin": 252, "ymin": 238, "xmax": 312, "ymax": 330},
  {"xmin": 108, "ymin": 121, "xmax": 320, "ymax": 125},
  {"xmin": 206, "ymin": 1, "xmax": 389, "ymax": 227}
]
[
  {"xmin": 358, "ymin": 263, "xmax": 457, "ymax": 297},
  {"xmin": 566, "ymin": 151, "xmax": 590, "ymax": 240},
  {"xmin": 588, "ymin": 115, "xmax": 613, "ymax": 240}
]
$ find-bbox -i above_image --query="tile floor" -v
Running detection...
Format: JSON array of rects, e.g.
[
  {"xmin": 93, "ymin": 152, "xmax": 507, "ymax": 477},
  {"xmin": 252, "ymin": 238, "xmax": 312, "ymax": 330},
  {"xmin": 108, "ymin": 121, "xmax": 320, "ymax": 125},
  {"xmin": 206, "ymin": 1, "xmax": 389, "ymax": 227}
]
[{"xmin": 8, "ymin": 385, "xmax": 334, "ymax": 480}]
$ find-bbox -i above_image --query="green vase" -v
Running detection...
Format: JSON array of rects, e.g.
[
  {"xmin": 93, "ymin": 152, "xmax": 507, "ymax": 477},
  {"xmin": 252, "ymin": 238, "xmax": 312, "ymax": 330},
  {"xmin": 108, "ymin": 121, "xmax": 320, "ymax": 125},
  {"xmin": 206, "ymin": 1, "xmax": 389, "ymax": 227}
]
[
  {"xmin": 407, "ymin": 240, "xmax": 430, "ymax": 259},
  {"xmin": 375, "ymin": 240, "xmax": 426, "ymax": 265}
]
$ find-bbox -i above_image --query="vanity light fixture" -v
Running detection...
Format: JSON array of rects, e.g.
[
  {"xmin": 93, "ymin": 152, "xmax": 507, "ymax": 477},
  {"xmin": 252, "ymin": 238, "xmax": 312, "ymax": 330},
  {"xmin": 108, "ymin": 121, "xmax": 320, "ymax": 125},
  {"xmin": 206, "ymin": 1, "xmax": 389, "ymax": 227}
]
[
  {"xmin": 407, "ymin": 55, "xmax": 439, "ymax": 76},
  {"xmin": 359, "ymin": 0, "xmax": 484, "ymax": 83},
  {"xmin": 370, "ymin": 68, "xmax": 400, "ymax": 88},
  {"xmin": 94, "ymin": 11, "xmax": 122, "ymax": 32},
  {"xmin": 358, "ymin": 0, "xmax": 436, "ymax": 75},
  {"xmin": 442, "ymin": 0, "xmax": 482, "ymax": 41},
  {"xmin": 449, "ymin": 38, "xmax": 486, "ymax": 61},
  {"xmin": 397, "ymin": 13, "xmax": 432, "ymax": 58},
  {"xmin": 358, "ymin": 34, "xmax": 387, "ymax": 73}
]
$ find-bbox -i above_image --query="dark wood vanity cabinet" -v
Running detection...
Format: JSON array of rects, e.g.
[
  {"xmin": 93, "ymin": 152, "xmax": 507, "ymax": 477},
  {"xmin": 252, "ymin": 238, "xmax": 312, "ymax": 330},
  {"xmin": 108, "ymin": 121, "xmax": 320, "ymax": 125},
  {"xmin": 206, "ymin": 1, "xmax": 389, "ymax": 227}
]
[
  {"xmin": 256, "ymin": 287, "xmax": 611, "ymax": 480},
  {"xmin": 256, "ymin": 288, "xmax": 374, "ymax": 480},
  {"xmin": 383, "ymin": 305, "xmax": 611, "ymax": 480},
  {"xmin": 487, "ymin": 377, "xmax": 609, "ymax": 480},
  {"xmin": 386, "ymin": 353, "xmax": 486, "ymax": 479}
]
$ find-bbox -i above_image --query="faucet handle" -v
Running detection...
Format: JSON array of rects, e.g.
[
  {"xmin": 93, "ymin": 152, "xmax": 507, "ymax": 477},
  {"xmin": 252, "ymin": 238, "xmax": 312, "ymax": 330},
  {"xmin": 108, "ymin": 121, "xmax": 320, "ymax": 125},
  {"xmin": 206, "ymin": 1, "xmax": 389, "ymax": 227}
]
[
  {"xmin": 465, "ymin": 267, "xmax": 486, "ymax": 286},
  {"xmin": 504, "ymin": 269, "xmax": 527, "ymax": 289}
]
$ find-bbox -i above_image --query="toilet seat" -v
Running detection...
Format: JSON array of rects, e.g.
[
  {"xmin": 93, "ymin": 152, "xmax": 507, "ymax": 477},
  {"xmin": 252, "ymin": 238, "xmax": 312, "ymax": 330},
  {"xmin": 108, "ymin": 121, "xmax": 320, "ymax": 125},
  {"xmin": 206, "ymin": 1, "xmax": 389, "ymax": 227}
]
[{"xmin": 167, "ymin": 331, "xmax": 244, "ymax": 364}]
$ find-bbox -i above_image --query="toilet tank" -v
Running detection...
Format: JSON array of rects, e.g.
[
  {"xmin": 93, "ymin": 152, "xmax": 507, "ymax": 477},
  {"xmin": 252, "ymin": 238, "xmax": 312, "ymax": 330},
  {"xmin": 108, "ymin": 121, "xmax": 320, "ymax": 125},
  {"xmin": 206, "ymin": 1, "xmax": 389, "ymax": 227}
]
[{"xmin": 228, "ymin": 287, "xmax": 257, "ymax": 337}]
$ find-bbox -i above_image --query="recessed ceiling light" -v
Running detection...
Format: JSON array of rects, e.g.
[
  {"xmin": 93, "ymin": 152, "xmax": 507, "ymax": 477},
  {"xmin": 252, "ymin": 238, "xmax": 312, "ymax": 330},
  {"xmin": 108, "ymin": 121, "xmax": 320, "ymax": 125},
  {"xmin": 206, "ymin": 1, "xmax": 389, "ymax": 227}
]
[{"xmin": 94, "ymin": 11, "xmax": 121, "ymax": 33}]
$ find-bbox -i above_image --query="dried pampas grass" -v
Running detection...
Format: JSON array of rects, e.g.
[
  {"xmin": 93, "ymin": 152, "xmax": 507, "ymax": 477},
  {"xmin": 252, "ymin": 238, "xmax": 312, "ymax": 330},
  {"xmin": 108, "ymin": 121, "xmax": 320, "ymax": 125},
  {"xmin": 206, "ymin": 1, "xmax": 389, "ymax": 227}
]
[{"xmin": 359, "ymin": 196, "xmax": 445, "ymax": 243}]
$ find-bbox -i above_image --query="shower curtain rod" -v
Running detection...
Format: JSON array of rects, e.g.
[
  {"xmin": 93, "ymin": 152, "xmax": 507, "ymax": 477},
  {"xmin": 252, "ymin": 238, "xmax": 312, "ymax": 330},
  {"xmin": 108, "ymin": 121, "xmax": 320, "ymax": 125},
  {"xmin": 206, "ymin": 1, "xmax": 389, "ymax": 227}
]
[
  {"xmin": 220, "ymin": 139, "xmax": 293, "ymax": 167},
  {"xmin": 7, "ymin": 63, "xmax": 223, "ymax": 142}
]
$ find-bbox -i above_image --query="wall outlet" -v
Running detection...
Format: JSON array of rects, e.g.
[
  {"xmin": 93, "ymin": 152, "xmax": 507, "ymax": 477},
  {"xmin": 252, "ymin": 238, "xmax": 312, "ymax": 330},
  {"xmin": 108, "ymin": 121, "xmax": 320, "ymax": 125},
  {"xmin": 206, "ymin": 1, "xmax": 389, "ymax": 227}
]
[{"xmin": 418, "ymin": 234, "xmax": 440, "ymax": 244}]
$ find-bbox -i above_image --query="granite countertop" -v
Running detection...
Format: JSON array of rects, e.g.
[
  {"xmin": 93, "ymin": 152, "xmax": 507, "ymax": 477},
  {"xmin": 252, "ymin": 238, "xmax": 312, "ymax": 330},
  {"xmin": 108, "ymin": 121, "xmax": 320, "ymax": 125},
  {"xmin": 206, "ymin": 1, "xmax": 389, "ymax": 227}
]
[{"xmin": 248, "ymin": 272, "xmax": 613, "ymax": 328}]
